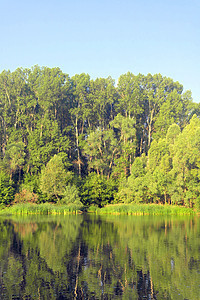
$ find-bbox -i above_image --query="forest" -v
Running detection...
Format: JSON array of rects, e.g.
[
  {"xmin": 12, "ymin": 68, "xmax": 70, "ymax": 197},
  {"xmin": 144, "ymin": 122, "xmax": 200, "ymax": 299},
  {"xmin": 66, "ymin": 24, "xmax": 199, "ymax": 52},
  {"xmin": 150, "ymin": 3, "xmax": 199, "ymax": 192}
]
[{"xmin": 0, "ymin": 66, "xmax": 200, "ymax": 209}]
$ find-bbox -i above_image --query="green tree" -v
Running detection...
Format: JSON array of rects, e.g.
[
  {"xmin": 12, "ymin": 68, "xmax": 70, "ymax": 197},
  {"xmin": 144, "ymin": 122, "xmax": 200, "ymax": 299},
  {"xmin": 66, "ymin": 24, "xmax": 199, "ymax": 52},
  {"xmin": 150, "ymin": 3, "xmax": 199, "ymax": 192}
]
[
  {"xmin": 40, "ymin": 154, "xmax": 72, "ymax": 201},
  {"xmin": 110, "ymin": 113, "xmax": 136, "ymax": 178},
  {"xmin": 0, "ymin": 171, "xmax": 14, "ymax": 205},
  {"xmin": 83, "ymin": 127, "xmax": 117, "ymax": 177},
  {"xmin": 70, "ymin": 73, "xmax": 90, "ymax": 177},
  {"xmin": 117, "ymin": 72, "xmax": 145, "ymax": 155},
  {"xmin": 89, "ymin": 77, "xmax": 117, "ymax": 130},
  {"xmin": 81, "ymin": 172, "xmax": 117, "ymax": 206},
  {"xmin": 117, "ymin": 154, "xmax": 148, "ymax": 203},
  {"xmin": 170, "ymin": 115, "xmax": 200, "ymax": 207},
  {"xmin": 59, "ymin": 184, "xmax": 82, "ymax": 206},
  {"xmin": 26, "ymin": 118, "xmax": 70, "ymax": 174},
  {"xmin": 4, "ymin": 141, "xmax": 25, "ymax": 181},
  {"xmin": 143, "ymin": 74, "xmax": 184, "ymax": 149}
]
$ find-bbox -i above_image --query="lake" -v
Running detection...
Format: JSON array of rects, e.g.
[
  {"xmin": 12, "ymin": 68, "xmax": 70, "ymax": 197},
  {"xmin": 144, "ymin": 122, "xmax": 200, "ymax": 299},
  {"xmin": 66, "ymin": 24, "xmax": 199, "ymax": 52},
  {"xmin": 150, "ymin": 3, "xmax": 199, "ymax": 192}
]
[{"xmin": 0, "ymin": 214, "xmax": 199, "ymax": 299}]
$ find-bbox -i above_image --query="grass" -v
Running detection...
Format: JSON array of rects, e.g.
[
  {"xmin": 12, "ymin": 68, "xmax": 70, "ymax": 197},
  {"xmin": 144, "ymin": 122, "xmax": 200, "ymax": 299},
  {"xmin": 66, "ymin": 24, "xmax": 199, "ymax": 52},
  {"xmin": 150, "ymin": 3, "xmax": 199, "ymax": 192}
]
[
  {"xmin": 87, "ymin": 205, "xmax": 101, "ymax": 213},
  {"xmin": 0, "ymin": 203, "xmax": 197, "ymax": 216},
  {"xmin": 0, "ymin": 203, "xmax": 83, "ymax": 215},
  {"xmin": 96, "ymin": 203, "xmax": 196, "ymax": 215}
]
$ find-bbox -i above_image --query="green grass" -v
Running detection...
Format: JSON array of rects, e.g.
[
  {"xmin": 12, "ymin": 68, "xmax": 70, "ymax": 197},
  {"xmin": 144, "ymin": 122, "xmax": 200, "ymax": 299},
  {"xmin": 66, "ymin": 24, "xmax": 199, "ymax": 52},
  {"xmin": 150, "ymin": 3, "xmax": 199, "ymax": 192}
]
[
  {"xmin": 87, "ymin": 205, "xmax": 101, "ymax": 213},
  {"xmin": 0, "ymin": 203, "xmax": 83, "ymax": 215},
  {"xmin": 0, "ymin": 203, "xmax": 197, "ymax": 216},
  {"xmin": 96, "ymin": 203, "xmax": 196, "ymax": 215}
]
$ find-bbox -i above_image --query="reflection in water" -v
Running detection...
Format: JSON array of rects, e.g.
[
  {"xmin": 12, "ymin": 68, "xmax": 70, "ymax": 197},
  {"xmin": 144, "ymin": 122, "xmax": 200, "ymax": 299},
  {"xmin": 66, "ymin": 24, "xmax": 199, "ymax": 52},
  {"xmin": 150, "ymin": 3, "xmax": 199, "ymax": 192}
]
[
  {"xmin": 137, "ymin": 270, "xmax": 157, "ymax": 300},
  {"xmin": 0, "ymin": 214, "xmax": 199, "ymax": 299}
]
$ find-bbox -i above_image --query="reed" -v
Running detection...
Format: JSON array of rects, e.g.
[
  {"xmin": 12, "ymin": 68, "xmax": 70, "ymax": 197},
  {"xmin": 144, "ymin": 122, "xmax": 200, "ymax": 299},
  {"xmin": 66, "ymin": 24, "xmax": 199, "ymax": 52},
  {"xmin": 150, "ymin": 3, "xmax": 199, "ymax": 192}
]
[
  {"xmin": 97, "ymin": 203, "xmax": 195, "ymax": 215},
  {"xmin": 0, "ymin": 203, "xmax": 196, "ymax": 216},
  {"xmin": 87, "ymin": 205, "xmax": 101, "ymax": 213},
  {"xmin": 0, "ymin": 203, "xmax": 83, "ymax": 215}
]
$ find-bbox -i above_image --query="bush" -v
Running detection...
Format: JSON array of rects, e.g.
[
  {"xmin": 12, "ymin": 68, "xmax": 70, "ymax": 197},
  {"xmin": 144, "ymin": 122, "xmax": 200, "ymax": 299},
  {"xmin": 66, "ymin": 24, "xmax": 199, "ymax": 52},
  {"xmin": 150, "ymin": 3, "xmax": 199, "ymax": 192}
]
[
  {"xmin": 14, "ymin": 189, "xmax": 38, "ymax": 204},
  {"xmin": 80, "ymin": 173, "xmax": 117, "ymax": 207},
  {"xmin": 59, "ymin": 185, "xmax": 83, "ymax": 206}
]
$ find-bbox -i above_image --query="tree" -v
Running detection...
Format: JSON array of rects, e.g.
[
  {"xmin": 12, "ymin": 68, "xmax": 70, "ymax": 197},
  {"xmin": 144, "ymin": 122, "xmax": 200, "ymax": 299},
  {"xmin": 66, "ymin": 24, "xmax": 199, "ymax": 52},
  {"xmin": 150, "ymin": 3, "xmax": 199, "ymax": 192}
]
[
  {"xmin": 170, "ymin": 115, "xmax": 200, "ymax": 207},
  {"xmin": 153, "ymin": 89, "xmax": 193, "ymax": 140},
  {"xmin": 116, "ymin": 72, "xmax": 145, "ymax": 155},
  {"xmin": 59, "ymin": 185, "xmax": 82, "ymax": 206},
  {"xmin": 89, "ymin": 77, "xmax": 117, "ymax": 130},
  {"xmin": 83, "ymin": 127, "xmax": 117, "ymax": 177},
  {"xmin": 40, "ymin": 154, "xmax": 72, "ymax": 201},
  {"xmin": 70, "ymin": 73, "xmax": 90, "ymax": 177},
  {"xmin": 0, "ymin": 171, "xmax": 14, "ymax": 205},
  {"xmin": 26, "ymin": 118, "xmax": 70, "ymax": 174},
  {"xmin": 4, "ymin": 142, "xmax": 25, "ymax": 181},
  {"xmin": 110, "ymin": 113, "xmax": 136, "ymax": 177},
  {"xmin": 143, "ymin": 74, "xmax": 184, "ymax": 149},
  {"xmin": 81, "ymin": 172, "xmax": 117, "ymax": 207},
  {"xmin": 116, "ymin": 154, "xmax": 148, "ymax": 203}
]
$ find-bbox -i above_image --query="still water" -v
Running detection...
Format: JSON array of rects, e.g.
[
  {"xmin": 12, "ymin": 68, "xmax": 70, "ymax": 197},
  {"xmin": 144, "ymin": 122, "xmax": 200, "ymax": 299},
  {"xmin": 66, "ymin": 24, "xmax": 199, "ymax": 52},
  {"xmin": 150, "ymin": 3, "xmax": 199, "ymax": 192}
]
[{"xmin": 0, "ymin": 214, "xmax": 199, "ymax": 299}]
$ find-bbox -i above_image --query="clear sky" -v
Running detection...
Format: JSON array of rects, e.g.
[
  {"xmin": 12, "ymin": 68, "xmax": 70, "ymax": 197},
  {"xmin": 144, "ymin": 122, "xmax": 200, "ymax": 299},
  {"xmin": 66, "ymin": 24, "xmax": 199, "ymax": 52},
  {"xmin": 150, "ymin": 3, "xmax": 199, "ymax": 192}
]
[{"xmin": 0, "ymin": 0, "xmax": 199, "ymax": 102}]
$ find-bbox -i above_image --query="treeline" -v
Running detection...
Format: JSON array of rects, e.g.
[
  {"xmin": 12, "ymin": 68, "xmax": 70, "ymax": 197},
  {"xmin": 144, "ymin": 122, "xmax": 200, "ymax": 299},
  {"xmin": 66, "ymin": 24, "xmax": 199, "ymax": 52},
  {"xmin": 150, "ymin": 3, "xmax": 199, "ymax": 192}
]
[{"xmin": 0, "ymin": 66, "xmax": 199, "ymax": 207}]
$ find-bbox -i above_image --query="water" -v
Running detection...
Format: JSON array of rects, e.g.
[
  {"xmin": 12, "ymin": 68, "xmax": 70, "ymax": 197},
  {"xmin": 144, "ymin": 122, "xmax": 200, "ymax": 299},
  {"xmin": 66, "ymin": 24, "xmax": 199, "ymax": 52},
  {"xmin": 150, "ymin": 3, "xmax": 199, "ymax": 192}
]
[{"xmin": 0, "ymin": 214, "xmax": 199, "ymax": 299}]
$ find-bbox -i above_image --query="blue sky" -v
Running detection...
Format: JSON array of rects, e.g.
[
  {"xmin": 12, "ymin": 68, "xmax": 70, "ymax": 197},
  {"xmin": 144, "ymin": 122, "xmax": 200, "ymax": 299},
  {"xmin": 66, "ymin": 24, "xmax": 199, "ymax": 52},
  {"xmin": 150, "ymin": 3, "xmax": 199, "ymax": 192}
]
[{"xmin": 0, "ymin": 0, "xmax": 199, "ymax": 102}]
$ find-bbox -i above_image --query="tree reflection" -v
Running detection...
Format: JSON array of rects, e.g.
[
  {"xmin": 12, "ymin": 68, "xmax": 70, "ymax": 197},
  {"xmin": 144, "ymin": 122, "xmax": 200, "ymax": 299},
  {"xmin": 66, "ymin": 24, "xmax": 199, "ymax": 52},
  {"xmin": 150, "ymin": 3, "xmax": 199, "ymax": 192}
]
[{"xmin": 0, "ymin": 215, "xmax": 199, "ymax": 299}]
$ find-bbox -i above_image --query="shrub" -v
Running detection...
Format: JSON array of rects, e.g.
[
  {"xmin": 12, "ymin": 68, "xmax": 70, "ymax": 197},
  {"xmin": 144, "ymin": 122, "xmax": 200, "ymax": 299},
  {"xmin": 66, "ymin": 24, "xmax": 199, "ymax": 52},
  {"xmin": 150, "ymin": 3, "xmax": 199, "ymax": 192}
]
[
  {"xmin": 59, "ymin": 185, "xmax": 83, "ymax": 206},
  {"xmin": 81, "ymin": 173, "xmax": 117, "ymax": 207},
  {"xmin": 14, "ymin": 189, "xmax": 38, "ymax": 204}
]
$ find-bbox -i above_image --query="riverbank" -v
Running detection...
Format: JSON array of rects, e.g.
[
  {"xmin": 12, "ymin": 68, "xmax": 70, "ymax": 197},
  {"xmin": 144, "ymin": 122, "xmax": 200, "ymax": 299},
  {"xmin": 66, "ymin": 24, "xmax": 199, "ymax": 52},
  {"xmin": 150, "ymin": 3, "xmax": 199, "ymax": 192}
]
[
  {"xmin": 88, "ymin": 203, "xmax": 197, "ymax": 215},
  {"xmin": 0, "ymin": 203, "xmax": 197, "ymax": 216},
  {"xmin": 0, "ymin": 203, "xmax": 83, "ymax": 215}
]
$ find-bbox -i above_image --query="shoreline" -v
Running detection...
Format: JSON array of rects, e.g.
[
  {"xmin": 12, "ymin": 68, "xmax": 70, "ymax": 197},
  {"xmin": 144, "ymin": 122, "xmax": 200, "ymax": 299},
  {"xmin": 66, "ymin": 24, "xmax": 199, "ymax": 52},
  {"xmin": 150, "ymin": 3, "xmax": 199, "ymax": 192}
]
[{"xmin": 0, "ymin": 203, "xmax": 198, "ymax": 216}]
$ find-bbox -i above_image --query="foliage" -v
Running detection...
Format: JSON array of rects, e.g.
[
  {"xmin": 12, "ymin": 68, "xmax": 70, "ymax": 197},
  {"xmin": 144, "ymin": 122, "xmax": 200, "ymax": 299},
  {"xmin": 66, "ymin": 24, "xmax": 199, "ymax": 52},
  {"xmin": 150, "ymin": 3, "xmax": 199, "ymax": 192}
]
[
  {"xmin": 3, "ymin": 142, "xmax": 25, "ymax": 180},
  {"xmin": 118, "ymin": 116, "xmax": 200, "ymax": 208},
  {"xmin": 40, "ymin": 154, "xmax": 72, "ymax": 201},
  {"xmin": 0, "ymin": 171, "xmax": 15, "ymax": 205},
  {"xmin": 58, "ymin": 184, "xmax": 82, "ymax": 206},
  {"xmin": 81, "ymin": 173, "xmax": 117, "ymax": 207},
  {"xmin": 0, "ymin": 66, "xmax": 199, "ymax": 207},
  {"xmin": 14, "ymin": 189, "xmax": 38, "ymax": 204}
]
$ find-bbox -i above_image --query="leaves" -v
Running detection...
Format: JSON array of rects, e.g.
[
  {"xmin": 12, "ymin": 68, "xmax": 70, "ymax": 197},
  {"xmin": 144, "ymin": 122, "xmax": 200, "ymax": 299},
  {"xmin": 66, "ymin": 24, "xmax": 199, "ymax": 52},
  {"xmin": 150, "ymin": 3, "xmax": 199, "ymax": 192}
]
[
  {"xmin": 40, "ymin": 154, "xmax": 72, "ymax": 200},
  {"xmin": 0, "ymin": 66, "xmax": 198, "ymax": 207}
]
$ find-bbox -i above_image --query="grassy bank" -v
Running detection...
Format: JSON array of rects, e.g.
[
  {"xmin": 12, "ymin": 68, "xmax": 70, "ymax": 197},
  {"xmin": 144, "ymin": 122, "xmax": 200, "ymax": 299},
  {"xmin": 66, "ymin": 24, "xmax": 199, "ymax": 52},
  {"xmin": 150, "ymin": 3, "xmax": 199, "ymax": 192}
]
[
  {"xmin": 0, "ymin": 203, "xmax": 197, "ymax": 216},
  {"xmin": 0, "ymin": 203, "xmax": 83, "ymax": 215},
  {"xmin": 88, "ymin": 203, "xmax": 196, "ymax": 215}
]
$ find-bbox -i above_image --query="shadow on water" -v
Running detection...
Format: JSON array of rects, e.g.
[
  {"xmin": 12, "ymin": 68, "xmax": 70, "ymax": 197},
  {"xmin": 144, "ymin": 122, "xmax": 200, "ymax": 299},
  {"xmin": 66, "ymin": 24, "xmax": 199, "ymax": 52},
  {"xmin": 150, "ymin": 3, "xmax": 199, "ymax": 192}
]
[{"xmin": 0, "ymin": 214, "xmax": 199, "ymax": 299}]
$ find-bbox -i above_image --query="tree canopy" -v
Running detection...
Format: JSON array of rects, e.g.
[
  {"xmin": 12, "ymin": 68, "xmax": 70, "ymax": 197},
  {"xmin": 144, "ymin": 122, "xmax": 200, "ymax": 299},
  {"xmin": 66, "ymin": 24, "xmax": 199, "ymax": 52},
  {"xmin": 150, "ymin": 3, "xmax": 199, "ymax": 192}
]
[{"xmin": 0, "ymin": 66, "xmax": 199, "ymax": 207}]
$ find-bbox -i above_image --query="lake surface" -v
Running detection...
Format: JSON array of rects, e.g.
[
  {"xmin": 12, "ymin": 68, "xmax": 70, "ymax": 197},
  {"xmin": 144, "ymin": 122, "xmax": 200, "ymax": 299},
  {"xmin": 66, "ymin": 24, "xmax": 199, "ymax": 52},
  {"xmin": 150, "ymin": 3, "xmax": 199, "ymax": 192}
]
[{"xmin": 0, "ymin": 214, "xmax": 199, "ymax": 299}]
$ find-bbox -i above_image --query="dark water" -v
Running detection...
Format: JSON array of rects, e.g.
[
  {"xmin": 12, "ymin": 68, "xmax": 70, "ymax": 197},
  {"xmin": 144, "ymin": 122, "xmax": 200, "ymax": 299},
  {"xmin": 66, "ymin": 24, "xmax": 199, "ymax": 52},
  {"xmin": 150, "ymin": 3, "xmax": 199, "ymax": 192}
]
[{"xmin": 0, "ymin": 214, "xmax": 200, "ymax": 299}]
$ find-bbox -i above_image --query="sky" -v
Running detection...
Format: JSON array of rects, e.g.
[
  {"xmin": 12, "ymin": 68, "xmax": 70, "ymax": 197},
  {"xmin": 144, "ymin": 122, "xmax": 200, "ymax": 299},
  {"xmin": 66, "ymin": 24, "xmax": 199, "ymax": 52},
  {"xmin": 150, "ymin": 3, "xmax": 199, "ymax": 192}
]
[{"xmin": 0, "ymin": 0, "xmax": 199, "ymax": 102}]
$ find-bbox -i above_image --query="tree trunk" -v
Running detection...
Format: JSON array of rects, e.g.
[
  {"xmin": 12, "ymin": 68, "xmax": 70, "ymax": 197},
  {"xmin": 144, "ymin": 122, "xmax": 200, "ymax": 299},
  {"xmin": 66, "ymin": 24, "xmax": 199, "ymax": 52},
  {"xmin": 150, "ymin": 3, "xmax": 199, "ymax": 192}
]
[
  {"xmin": 75, "ymin": 116, "xmax": 81, "ymax": 177},
  {"xmin": 164, "ymin": 191, "xmax": 167, "ymax": 205}
]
